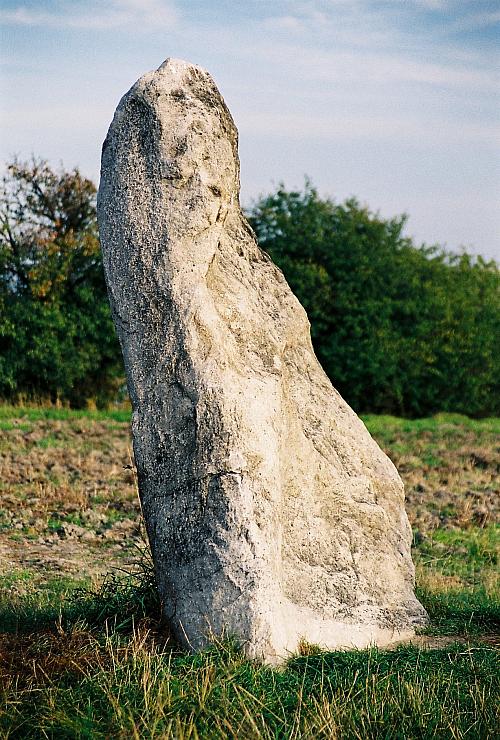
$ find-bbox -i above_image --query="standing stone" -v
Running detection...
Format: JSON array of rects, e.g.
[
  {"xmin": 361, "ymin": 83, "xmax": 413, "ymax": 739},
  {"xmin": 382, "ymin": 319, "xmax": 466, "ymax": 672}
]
[{"xmin": 97, "ymin": 58, "xmax": 427, "ymax": 662}]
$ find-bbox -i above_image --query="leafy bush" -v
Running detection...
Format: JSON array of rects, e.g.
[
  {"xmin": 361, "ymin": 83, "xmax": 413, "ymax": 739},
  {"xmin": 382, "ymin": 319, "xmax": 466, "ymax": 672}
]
[
  {"xmin": 247, "ymin": 182, "xmax": 500, "ymax": 417},
  {"xmin": 0, "ymin": 158, "xmax": 122, "ymax": 407}
]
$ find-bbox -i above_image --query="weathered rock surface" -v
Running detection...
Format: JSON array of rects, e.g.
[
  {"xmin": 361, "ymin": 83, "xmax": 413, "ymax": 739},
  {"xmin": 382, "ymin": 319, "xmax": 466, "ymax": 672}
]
[{"xmin": 97, "ymin": 58, "xmax": 427, "ymax": 661}]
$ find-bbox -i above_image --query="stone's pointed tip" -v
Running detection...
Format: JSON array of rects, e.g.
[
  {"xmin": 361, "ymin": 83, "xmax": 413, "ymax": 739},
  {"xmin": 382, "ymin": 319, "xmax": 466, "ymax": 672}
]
[{"xmin": 157, "ymin": 57, "xmax": 205, "ymax": 75}]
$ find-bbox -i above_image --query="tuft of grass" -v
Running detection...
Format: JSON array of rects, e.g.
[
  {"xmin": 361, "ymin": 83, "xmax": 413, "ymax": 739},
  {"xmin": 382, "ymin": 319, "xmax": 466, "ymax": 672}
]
[
  {"xmin": 415, "ymin": 525, "xmax": 498, "ymax": 584},
  {"xmin": 0, "ymin": 549, "xmax": 159, "ymax": 635},
  {"xmin": 418, "ymin": 588, "xmax": 499, "ymax": 637},
  {"xmin": 0, "ymin": 574, "xmax": 93, "ymax": 634}
]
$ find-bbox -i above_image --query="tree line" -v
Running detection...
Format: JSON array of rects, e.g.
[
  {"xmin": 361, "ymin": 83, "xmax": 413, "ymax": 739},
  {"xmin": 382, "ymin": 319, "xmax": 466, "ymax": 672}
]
[{"xmin": 1, "ymin": 159, "xmax": 498, "ymax": 416}]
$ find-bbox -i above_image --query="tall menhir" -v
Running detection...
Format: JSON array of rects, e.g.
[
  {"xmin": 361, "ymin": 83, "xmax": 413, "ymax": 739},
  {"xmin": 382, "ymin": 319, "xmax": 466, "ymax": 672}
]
[{"xmin": 97, "ymin": 58, "xmax": 427, "ymax": 662}]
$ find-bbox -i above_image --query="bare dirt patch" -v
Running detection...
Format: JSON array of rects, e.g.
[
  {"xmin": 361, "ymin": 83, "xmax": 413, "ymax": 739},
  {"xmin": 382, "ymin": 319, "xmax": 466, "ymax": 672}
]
[
  {"xmin": 0, "ymin": 415, "xmax": 144, "ymax": 583},
  {"xmin": 0, "ymin": 411, "xmax": 498, "ymax": 593}
]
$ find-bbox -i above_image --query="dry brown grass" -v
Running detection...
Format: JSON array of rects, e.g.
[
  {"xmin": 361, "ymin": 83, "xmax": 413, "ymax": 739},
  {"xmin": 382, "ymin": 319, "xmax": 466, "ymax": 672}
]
[
  {"xmin": 0, "ymin": 412, "xmax": 143, "ymax": 583},
  {"xmin": 0, "ymin": 408, "xmax": 498, "ymax": 602}
]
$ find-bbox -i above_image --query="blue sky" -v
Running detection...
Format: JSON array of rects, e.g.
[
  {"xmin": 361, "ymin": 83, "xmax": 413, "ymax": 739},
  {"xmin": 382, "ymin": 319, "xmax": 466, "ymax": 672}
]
[{"xmin": 1, "ymin": 0, "xmax": 499, "ymax": 259}]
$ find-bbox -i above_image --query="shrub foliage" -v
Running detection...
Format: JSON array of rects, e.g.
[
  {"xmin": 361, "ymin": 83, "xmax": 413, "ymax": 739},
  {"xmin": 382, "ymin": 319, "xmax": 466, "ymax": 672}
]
[
  {"xmin": 0, "ymin": 158, "xmax": 122, "ymax": 406},
  {"xmin": 1, "ymin": 162, "xmax": 498, "ymax": 414},
  {"xmin": 247, "ymin": 182, "xmax": 499, "ymax": 417}
]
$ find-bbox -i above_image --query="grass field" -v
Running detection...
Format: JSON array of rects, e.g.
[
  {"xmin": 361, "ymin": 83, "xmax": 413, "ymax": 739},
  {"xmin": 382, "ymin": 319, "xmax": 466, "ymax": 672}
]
[{"xmin": 0, "ymin": 407, "xmax": 498, "ymax": 738}]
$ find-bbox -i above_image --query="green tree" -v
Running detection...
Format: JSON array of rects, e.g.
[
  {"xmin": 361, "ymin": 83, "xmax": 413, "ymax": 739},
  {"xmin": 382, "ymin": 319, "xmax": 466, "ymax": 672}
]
[
  {"xmin": 247, "ymin": 182, "xmax": 499, "ymax": 417},
  {"xmin": 0, "ymin": 158, "xmax": 122, "ymax": 406}
]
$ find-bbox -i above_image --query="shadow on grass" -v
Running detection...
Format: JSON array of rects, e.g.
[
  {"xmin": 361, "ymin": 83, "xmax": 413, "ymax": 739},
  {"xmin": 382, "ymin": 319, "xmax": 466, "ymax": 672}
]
[
  {"xmin": 0, "ymin": 550, "xmax": 162, "ymax": 636},
  {"xmin": 418, "ymin": 587, "xmax": 500, "ymax": 639}
]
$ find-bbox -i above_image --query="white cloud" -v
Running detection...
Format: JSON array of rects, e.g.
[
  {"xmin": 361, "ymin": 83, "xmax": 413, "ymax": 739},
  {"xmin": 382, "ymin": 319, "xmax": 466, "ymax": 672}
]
[
  {"xmin": 264, "ymin": 15, "xmax": 304, "ymax": 32},
  {"xmin": 402, "ymin": 0, "xmax": 448, "ymax": 9},
  {"xmin": 256, "ymin": 1, "xmax": 495, "ymax": 93},
  {"xmin": 242, "ymin": 38, "xmax": 495, "ymax": 92},
  {"xmin": 238, "ymin": 110, "xmax": 500, "ymax": 146},
  {"xmin": 0, "ymin": 0, "xmax": 177, "ymax": 30},
  {"xmin": 449, "ymin": 10, "xmax": 500, "ymax": 32}
]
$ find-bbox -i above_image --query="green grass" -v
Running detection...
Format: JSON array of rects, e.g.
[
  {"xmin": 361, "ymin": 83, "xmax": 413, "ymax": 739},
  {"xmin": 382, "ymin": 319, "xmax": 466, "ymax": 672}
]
[
  {"xmin": 416, "ymin": 525, "xmax": 498, "ymax": 582},
  {"xmin": 1, "ymin": 631, "xmax": 497, "ymax": 739},
  {"xmin": 0, "ymin": 569, "xmax": 34, "ymax": 590},
  {"xmin": 419, "ymin": 588, "xmax": 499, "ymax": 637},
  {"xmin": 0, "ymin": 419, "xmax": 33, "ymax": 432},
  {"xmin": 0, "ymin": 552, "xmax": 158, "ymax": 636},
  {"xmin": 362, "ymin": 413, "xmax": 500, "ymax": 438},
  {"xmin": 36, "ymin": 434, "xmax": 66, "ymax": 449},
  {"xmin": 0, "ymin": 403, "xmax": 130, "ymax": 424},
  {"xmin": 0, "ymin": 573, "xmax": 93, "ymax": 634},
  {"xmin": 3, "ymin": 406, "xmax": 499, "ymax": 433},
  {"xmin": 0, "ymin": 550, "xmax": 497, "ymax": 738},
  {"xmin": 414, "ymin": 524, "xmax": 499, "ymax": 636},
  {"xmin": 0, "ymin": 561, "xmax": 497, "ymax": 739}
]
